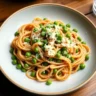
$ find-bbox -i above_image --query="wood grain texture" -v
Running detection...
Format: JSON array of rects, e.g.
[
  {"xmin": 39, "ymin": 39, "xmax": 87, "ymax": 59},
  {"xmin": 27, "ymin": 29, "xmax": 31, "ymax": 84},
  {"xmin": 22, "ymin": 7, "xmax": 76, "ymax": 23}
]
[
  {"xmin": 0, "ymin": 0, "xmax": 93, "ymax": 22},
  {"xmin": 66, "ymin": 74, "xmax": 96, "ymax": 96},
  {"xmin": 0, "ymin": 0, "xmax": 96, "ymax": 96},
  {"xmin": 66, "ymin": 0, "xmax": 93, "ymax": 14},
  {"xmin": 0, "ymin": 0, "xmax": 75, "ymax": 22},
  {"xmin": 0, "ymin": 22, "xmax": 3, "ymax": 26},
  {"xmin": 77, "ymin": 2, "xmax": 92, "ymax": 15},
  {"xmin": 66, "ymin": 0, "xmax": 92, "ymax": 9},
  {"xmin": 87, "ymin": 13, "xmax": 96, "ymax": 25}
]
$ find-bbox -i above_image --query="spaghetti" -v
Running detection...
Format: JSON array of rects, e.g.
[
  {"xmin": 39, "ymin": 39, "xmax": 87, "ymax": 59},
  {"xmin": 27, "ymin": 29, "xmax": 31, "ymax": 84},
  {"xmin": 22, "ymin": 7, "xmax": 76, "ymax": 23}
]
[{"xmin": 10, "ymin": 18, "xmax": 90, "ymax": 84}]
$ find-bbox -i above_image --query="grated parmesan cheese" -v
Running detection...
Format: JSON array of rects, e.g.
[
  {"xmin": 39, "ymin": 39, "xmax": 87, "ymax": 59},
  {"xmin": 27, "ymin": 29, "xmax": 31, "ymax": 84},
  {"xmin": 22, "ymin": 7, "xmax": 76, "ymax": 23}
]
[
  {"xmin": 49, "ymin": 32, "xmax": 56, "ymax": 40},
  {"xmin": 31, "ymin": 33, "xmax": 40, "ymax": 39},
  {"xmin": 61, "ymin": 38, "xmax": 76, "ymax": 48},
  {"xmin": 45, "ymin": 45, "xmax": 56, "ymax": 56},
  {"xmin": 55, "ymin": 25, "xmax": 61, "ymax": 31}
]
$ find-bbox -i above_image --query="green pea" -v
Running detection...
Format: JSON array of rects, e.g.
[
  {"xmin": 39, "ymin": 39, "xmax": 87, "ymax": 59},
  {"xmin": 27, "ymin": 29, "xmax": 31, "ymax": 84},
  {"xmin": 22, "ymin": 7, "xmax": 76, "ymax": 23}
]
[
  {"xmin": 46, "ymin": 79, "xmax": 52, "ymax": 85},
  {"xmin": 70, "ymin": 57, "xmax": 75, "ymax": 63},
  {"xmin": 63, "ymin": 26, "xmax": 68, "ymax": 33},
  {"xmin": 39, "ymin": 24, "xmax": 43, "ymax": 28},
  {"xmin": 43, "ymin": 18, "xmax": 47, "ymax": 20},
  {"xmin": 56, "ymin": 51, "xmax": 61, "ymax": 58},
  {"xmin": 62, "ymin": 50, "xmax": 68, "ymax": 56},
  {"xmin": 59, "ymin": 23, "xmax": 64, "ymax": 27},
  {"xmin": 57, "ymin": 35, "xmax": 62, "ymax": 40},
  {"xmin": 41, "ymin": 45, "xmax": 45, "ymax": 51},
  {"xmin": 34, "ymin": 47, "xmax": 39, "ymax": 53},
  {"xmin": 54, "ymin": 21, "xmax": 58, "ymax": 25},
  {"xmin": 61, "ymin": 47, "xmax": 67, "ymax": 51},
  {"xmin": 21, "ymin": 68, "xmax": 26, "ymax": 72},
  {"xmin": 56, "ymin": 33, "xmax": 60, "ymax": 37},
  {"xmin": 12, "ymin": 59, "xmax": 17, "ymax": 65},
  {"xmin": 57, "ymin": 50, "xmax": 61, "ymax": 54},
  {"xmin": 41, "ymin": 31, "xmax": 46, "ymax": 37},
  {"xmin": 73, "ymin": 29, "xmax": 78, "ymax": 33},
  {"xmin": 66, "ymin": 34, "xmax": 71, "ymax": 39},
  {"xmin": 42, "ymin": 62, "xmax": 49, "ymax": 66},
  {"xmin": 66, "ymin": 24, "xmax": 71, "ymax": 28},
  {"xmin": 80, "ymin": 63, "xmax": 86, "ymax": 69},
  {"xmin": 85, "ymin": 55, "xmax": 89, "ymax": 61},
  {"xmin": 43, "ymin": 40, "xmax": 48, "ymax": 44},
  {"xmin": 32, "ymin": 58, "xmax": 37, "ymax": 64},
  {"xmin": 53, "ymin": 69, "xmax": 57, "ymax": 74},
  {"xmin": 46, "ymin": 25, "xmax": 51, "ymax": 28},
  {"xmin": 33, "ymin": 28, "xmax": 38, "ymax": 32},
  {"xmin": 31, "ymin": 71, "xmax": 36, "ymax": 77},
  {"xmin": 42, "ymin": 71, "xmax": 46, "ymax": 75},
  {"xmin": 32, "ymin": 39, "xmax": 40, "ymax": 43},
  {"xmin": 24, "ymin": 37, "xmax": 31, "ymax": 43},
  {"xmin": 77, "ymin": 37, "xmax": 82, "ymax": 41},
  {"xmin": 24, "ymin": 64, "xmax": 29, "ymax": 68},
  {"xmin": 16, "ymin": 64, "xmax": 22, "ymax": 69},
  {"xmin": 42, "ymin": 27, "xmax": 47, "ymax": 32},
  {"xmin": 15, "ymin": 31, "xmax": 19, "ymax": 36},
  {"xmin": 25, "ymin": 52, "xmax": 31, "ymax": 58},
  {"xmin": 82, "ymin": 41, "xmax": 86, "ymax": 44},
  {"xmin": 56, "ymin": 53, "xmax": 61, "ymax": 58},
  {"xmin": 65, "ymin": 54, "xmax": 70, "ymax": 58},
  {"xmin": 76, "ymin": 49, "xmax": 79, "ymax": 53},
  {"xmin": 10, "ymin": 47, "xmax": 14, "ymax": 54},
  {"xmin": 11, "ymin": 54, "xmax": 16, "ymax": 60}
]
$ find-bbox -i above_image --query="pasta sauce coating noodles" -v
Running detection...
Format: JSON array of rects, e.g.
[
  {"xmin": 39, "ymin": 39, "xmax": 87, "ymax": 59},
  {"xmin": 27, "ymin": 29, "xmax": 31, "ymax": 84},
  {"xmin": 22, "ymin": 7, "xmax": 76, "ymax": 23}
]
[{"xmin": 10, "ymin": 18, "xmax": 90, "ymax": 85}]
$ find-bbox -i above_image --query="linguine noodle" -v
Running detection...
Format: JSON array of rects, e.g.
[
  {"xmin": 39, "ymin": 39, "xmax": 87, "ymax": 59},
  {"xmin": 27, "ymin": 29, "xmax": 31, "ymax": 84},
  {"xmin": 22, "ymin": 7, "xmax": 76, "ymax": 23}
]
[{"xmin": 11, "ymin": 18, "xmax": 90, "ymax": 83}]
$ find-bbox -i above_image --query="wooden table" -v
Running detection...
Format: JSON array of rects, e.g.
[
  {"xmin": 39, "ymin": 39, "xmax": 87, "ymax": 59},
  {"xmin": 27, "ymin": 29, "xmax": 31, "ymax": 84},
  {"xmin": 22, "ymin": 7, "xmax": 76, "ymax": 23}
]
[{"xmin": 0, "ymin": 0, "xmax": 96, "ymax": 96}]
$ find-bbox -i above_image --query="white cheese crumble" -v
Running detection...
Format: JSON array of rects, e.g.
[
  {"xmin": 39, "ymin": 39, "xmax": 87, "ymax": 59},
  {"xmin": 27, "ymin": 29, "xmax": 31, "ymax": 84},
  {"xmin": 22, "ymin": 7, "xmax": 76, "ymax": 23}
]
[
  {"xmin": 55, "ymin": 25, "xmax": 61, "ymax": 31},
  {"xmin": 49, "ymin": 32, "xmax": 56, "ymax": 40},
  {"xmin": 31, "ymin": 33, "xmax": 40, "ymax": 39},
  {"xmin": 45, "ymin": 45, "xmax": 56, "ymax": 56},
  {"xmin": 46, "ymin": 28, "xmax": 57, "ymax": 46},
  {"xmin": 66, "ymin": 38, "xmax": 70, "ymax": 44},
  {"xmin": 61, "ymin": 38, "xmax": 76, "ymax": 48},
  {"xmin": 48, "ymin": 49, "xmax": 56, "ymax": 56},
  {"xmin": 46, "ymin": 28, "xmax": 53, "ymax": 32},
  {"xmin": 45, "ymin": 45, "xmax": 54, "ymax": 50},
  {"xmin": 62, "ymin": 38, "xmax": 66, "ymax": 42}
]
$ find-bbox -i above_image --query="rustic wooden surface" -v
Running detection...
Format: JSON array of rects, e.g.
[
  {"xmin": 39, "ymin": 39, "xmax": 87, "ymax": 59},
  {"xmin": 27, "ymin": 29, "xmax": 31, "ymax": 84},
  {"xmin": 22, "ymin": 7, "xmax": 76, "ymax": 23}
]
[{"xmin": 0, "ymin": 0, "xmax": 96, "ymax": 96}]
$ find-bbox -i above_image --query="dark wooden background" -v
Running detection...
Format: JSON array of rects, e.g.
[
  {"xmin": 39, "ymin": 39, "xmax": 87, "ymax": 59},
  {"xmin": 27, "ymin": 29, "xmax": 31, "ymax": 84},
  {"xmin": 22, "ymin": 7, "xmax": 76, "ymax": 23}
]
[{"xmin": 0, "ymin": 0, "xmax": 96, "ymax": 96}]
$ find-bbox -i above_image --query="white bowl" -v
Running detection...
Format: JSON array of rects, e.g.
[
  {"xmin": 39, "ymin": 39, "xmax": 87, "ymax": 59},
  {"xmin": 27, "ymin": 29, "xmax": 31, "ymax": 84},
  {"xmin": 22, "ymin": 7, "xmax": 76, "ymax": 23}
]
[{"xmin": 0, "ymin": 3, "xmax": 96, "ymax": 95}]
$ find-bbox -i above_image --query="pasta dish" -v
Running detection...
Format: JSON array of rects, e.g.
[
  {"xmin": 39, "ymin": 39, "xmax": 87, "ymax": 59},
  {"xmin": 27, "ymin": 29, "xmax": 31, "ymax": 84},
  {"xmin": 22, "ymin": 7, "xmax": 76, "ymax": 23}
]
[{"xmin": 10, "ymin": 18, "xmax": 90, "ymax": 85}]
